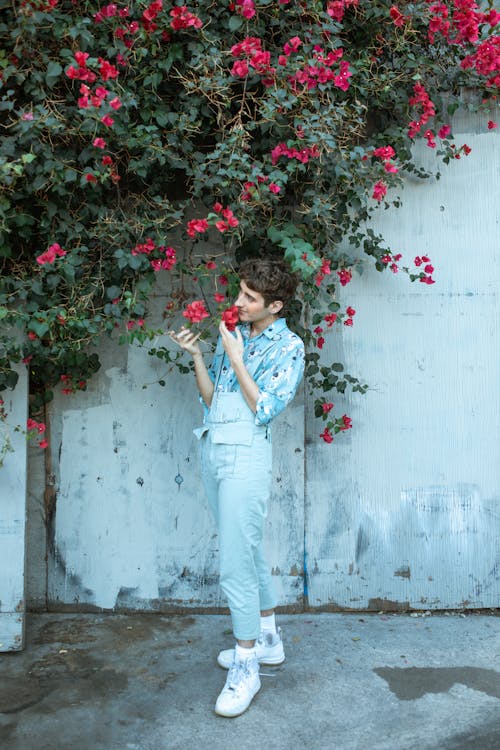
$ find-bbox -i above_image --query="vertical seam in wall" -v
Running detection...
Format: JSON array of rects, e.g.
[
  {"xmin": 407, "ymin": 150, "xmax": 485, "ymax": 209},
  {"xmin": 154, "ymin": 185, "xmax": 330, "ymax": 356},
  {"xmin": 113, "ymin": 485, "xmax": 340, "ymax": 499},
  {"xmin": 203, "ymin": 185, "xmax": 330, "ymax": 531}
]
[{"xmin": 303, "ymin": 379, "xmax": 309, "ymax": 612}]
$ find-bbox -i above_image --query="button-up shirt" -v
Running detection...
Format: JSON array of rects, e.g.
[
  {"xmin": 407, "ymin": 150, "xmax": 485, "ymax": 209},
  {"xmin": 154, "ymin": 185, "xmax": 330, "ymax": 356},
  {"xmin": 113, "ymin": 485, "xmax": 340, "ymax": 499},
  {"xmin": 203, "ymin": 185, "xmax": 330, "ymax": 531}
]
[{"xmin": 202, "ymin": 317, "xmax": 305, "ymax": 426}]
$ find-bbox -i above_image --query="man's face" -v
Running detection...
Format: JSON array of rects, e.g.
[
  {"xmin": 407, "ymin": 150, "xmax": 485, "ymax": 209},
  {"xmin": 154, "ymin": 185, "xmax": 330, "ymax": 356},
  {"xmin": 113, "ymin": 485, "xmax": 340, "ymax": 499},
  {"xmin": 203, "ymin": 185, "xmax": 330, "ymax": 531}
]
[{"xmin": 234, "ymin": 280, "xmax": 282, "ymax": 326}]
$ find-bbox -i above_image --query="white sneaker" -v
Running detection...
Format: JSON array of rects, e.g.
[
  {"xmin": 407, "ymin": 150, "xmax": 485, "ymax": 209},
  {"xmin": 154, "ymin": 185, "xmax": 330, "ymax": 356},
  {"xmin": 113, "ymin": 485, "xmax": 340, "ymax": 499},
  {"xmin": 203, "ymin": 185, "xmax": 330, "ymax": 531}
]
[
  {"xmin": 217, "ymin": 628, "xmax": 285, "ymax": 670},
  {"xmin": 214, "ymin": 653, "xmax": 261, "ymax": 718}
]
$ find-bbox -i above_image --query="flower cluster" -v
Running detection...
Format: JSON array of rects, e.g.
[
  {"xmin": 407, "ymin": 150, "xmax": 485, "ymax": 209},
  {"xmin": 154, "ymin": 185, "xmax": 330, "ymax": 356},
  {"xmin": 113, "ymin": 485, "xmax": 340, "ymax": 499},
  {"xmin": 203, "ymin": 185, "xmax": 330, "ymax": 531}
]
[
  {"xmin": 170, "ymin": 5, "xmax": 203, "ymax": 31},
  {"xmin": 461, "ymin": 37, "xmax": 500, "ymax": 89},
  {"xmin": 240, "ymin": 174, "xmax": 281, "ymax": 201},
  {"xmin": 231, "ymin": 0, "xmax": 255, "ymax": 20},
  {"xmin": 27, "ymin": 418, "xmax": 48, "ymax": 448},
  {"xmin": 326, "ymin": 0, "xmax": 359, "ymax": 22},
  {"xmin": 183, "ymin": 300, "xmax": 210, "ymax": 323},
  {"xmin": 407, "ymin": 82, "xmax": 436, "ymax": 139},
  {"xmin": 60, "ymin": 374, "xmax": 87, "ymax": 395},
  {"xmin": 230, "ymin": 37, "xmax": 276, "ymax": 86},
  {"xmin": 414, "ymin": 255, "xmax": 435, "ymax": 284},
  {"xmin": 287, "ymin": 44, "xmax": 352, "ymax": 93},
  {"xmin": 221, "ymin": 305, "xmax": 239, "ymax": 331},
  {"xmin": 36, "ymin": 243, "xmax": 66, "ymax": 266},
  {"xmin": 381, "ymin": 252, "xmax": 403, "ymax": 274},
  {"xmin": 130, "ymin": 239, "xmax": 177, "ymax": 272},
  {"xmin": 271, "ymin": 142, "xmax": 320, "ymax": 166},
  {"xmin": 320, "ymin": 413, "xmax": 353, "ymax": 443},
  {"xmin": 186, "ymin": 204, "xmax": 239, "ymax": 238}
]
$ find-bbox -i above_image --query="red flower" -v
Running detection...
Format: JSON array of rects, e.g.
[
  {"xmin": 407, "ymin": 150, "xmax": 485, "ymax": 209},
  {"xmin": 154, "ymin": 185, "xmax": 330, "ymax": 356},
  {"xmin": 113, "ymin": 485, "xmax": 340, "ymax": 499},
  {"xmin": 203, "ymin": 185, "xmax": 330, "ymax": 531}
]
[
  {"xmin": 231, "ymin": 60, "xmax": 249, "ymax": 77},
  {"xmin": 93, "ymin": 137, "xmax": 106, "ymax": 149},
  {"xmin": 218, "ymin": 274, "xmax": 229, "ymax": 286},
  {"xmin": 39, "ymin": 439, "xmax": 49, "ymax": 449},
  {"xmin": 389, "ymin": 5, "xmax": 406, "ymax": 27},
  {"xmin": 36, "ymin": 242, "xmax": 66, "ymax": 265},
  {"xmin": 27, "ymin": 418, "xmax": 38, "ymax": 431},
  {"xmin": 186, "ymin": 218, "xmax": 209, "ymax": 238},
  {"xmin": 214, "ymin": 292, "xmax": 225, "ymax": 303},
  {"xmin": 344, "ymin": 318, "xmax": 354, "ymax": 327},
  {"xmin": 320, "ymin": 427, "xmax": 334, "ymax": 443},
  {"xmin": 324, "ymin": 313, "xmax": 337, "ymax": 327},
  {"xmin": 339, "ymin": 414, "xmax": 352, "ymax": 430},
  {"xmin": 438, "ymin": 125, "xmax": 451, "ymax": 139},
  {"xmin": 205, "ymin": 260, "xmax": 217, "ymax": 270},
  {"xmin": 322, "ymin": 402, "xmax": 334, "ymax": 413},
  {"xmin": 487, "ymin": 121, "xmax": 497, "ymax": 130},
  {"xmin": 101, "ymin": 114, "xmax": 114, "ymax": 127},
  {"xmin": 372, "ymin": 180, "xmax": 387, "ymax": 201},
  {"xmin": 346, "ymin": 306, "xmax": 356, "ymax": 317},
  {"xmin": 109, "ymin": 97, "xmax": 122, "ymax": 110},
  {"xmin": 373, "ymin": 145, "xmax": 395, "ymax": 160},
  {"xmin": 337, "ymin": 268, "xmax": 352, "ymax": 286},
  {"xmin": 317, "ymin": 336, "xmax": 325, "ymax": 349},
  {"xmin": 221, "ymin": 305, "xmax": 239, "ymax": 331},
  {"xmin": 183, "ymin": 300, "xmax": 210, "ymax": 323}
]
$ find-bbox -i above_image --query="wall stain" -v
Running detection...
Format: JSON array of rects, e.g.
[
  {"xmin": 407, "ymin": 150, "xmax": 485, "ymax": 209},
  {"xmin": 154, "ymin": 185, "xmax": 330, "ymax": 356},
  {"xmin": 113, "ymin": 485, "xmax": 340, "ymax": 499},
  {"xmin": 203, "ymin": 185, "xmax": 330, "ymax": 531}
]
[
  {"xmin": 374, "ymin": 666, "xmax": 500, "ymax": 701},
  {"xmin": 394, "ymin": 566, "xmax": 411, "ymax": 579}
]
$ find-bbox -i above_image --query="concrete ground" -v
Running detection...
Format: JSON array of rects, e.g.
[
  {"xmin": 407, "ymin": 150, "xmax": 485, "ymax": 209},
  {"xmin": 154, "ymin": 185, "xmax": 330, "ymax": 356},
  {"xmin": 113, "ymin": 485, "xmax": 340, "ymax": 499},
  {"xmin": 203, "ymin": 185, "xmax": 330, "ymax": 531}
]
[{"xmin": 0, "ymin": 612, "xmax": 499, "ymax": 750}]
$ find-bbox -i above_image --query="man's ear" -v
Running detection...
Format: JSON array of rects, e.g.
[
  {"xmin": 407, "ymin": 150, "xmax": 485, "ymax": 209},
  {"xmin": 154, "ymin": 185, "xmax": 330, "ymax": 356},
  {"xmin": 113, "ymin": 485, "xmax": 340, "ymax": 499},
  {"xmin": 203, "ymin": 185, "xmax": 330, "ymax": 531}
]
[{"xmin": 270, "ymin": 300, "xmax": 284, "ymax": 314}]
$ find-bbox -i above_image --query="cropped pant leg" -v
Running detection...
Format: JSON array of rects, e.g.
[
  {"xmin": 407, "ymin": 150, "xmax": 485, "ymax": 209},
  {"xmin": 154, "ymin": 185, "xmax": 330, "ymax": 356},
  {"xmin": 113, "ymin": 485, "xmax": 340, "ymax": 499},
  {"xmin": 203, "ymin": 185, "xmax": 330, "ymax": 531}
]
[{"xmin": 200, "ymin": 427, "xmax": 276, "ymax": 641}]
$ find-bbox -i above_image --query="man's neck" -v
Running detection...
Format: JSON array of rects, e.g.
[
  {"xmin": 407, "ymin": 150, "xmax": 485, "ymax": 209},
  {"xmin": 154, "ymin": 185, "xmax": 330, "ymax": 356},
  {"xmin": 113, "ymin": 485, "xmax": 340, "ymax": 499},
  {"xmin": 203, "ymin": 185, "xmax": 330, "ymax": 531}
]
[{"xmin": 249, "ymin": 314, "xmax": 279, "ymax": 338}]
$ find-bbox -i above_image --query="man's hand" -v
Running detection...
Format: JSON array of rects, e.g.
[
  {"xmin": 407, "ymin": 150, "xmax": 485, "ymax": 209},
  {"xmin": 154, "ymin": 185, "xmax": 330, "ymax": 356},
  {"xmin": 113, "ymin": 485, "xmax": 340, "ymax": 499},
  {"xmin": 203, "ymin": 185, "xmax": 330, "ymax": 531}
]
[
  {"xmin": 219, "ymin": 320, "xmax": 244, "ymax": 364},
  {"xmin": 169, "ymin": 326, "xmax": 202, "ymax": 357}
]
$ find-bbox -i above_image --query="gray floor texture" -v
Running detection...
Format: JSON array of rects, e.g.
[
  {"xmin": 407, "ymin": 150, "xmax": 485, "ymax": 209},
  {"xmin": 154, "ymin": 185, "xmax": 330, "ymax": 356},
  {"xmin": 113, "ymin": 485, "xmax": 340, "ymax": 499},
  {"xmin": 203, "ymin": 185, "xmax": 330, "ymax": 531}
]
[{"xmin": 1, "ymin": 612, "xmax": 499, "ymax": 750}]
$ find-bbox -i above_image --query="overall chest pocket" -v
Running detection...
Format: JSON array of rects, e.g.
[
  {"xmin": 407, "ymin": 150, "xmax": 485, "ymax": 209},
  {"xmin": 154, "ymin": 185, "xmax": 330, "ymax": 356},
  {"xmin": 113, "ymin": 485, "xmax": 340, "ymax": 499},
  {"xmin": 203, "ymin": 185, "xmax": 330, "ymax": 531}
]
[{"xmin": 210, "ymin": 421, "xmax": 255, "ymax": 446}]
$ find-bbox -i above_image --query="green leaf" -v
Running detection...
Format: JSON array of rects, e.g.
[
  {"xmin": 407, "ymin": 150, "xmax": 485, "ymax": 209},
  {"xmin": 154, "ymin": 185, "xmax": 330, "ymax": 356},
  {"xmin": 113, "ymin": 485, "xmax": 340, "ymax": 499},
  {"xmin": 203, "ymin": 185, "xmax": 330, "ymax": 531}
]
[{"xmin": 45, "ymin": 61, "xmax": 62, "ymax": 87}]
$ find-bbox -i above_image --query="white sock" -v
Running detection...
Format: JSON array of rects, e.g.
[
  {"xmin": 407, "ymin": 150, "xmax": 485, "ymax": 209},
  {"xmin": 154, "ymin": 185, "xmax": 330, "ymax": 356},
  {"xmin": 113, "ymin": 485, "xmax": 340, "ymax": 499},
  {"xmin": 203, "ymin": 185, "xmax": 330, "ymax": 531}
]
[
  {"xmin": 260, "ymin": 613, "xmax": 277, "ymax": 634},
  {"xmin": 235, "ymin": 643, "xmax": 257, "ymax": 661}
]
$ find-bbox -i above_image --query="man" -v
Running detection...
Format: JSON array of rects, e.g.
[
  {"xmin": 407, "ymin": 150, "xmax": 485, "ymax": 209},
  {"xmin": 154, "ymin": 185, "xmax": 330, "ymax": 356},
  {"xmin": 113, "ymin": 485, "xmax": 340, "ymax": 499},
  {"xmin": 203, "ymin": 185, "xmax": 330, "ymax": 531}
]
[{"xmin": 170, "ymin": 257, "xmax": 304, "ymax": 717}]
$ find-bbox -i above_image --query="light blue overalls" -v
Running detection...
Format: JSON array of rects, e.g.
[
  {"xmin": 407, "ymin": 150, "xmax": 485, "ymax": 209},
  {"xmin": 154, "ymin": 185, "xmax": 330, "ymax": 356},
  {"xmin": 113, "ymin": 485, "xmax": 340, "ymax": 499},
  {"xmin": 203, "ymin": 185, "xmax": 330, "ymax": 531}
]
[{"xmin": 195, "ymin": 368, "xmax": 276, "ymax": 641}]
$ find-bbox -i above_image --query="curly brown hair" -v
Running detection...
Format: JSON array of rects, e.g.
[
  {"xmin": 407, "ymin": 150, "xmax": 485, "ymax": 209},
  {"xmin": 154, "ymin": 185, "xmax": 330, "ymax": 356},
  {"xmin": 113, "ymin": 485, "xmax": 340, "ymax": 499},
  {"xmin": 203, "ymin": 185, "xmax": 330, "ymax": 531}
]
[{"xmin": 238, "ymin": 258, "xmax": 300, "ymax": 307}]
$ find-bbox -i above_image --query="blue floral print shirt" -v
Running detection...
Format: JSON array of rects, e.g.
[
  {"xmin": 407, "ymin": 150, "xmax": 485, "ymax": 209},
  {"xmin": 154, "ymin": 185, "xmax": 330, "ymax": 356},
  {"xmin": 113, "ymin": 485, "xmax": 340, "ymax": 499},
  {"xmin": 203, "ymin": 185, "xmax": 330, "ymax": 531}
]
[{"xmin": 203, "ymin": 317, "xmax": 305, "ymax": 425}]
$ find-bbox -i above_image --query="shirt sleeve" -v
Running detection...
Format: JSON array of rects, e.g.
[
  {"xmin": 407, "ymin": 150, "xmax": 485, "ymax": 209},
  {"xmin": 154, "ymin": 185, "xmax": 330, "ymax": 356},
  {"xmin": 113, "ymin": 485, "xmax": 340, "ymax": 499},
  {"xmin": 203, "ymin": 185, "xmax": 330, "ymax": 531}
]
[{"xmin": 254, "ymin": 337, "xmax": 305, "ymax": 425}]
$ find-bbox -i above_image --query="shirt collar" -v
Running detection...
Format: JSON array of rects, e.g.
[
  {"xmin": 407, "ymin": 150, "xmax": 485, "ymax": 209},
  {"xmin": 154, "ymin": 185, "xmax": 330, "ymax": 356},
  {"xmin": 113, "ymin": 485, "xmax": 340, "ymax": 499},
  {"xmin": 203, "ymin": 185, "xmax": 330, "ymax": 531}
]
[{"xmin": 240, "ymin": 317, "xmax": 287, "ymax": 341}]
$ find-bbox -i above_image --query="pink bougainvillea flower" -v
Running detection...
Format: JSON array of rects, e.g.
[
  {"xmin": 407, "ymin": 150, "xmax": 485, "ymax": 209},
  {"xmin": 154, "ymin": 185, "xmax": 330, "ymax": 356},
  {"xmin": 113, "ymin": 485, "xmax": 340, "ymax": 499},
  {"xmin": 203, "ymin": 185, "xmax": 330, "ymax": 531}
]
[
  {"xmin": 214, "ymin": 292, "xmax": 226, "ymax": 303},
  {"xmin": 324, "ymin": 313, "xmax": 337, "ymax": 327},
  {"xmin": 205, "ymin": 260, "xmax": 217, "ymax": 270},
  {"xmin": 101, "ymin": 114, "xmax": 114, "ymax": 127},
  {"xmin": 109, "ymin": 97, "xmax": 122, "ymax": 110},
  {"xmin": 438, "ymin": 124, "xmax": 451, "ymax": 138},
  {"xmin": 183, "ymin": 300, "xmax": 210, "ymax": 324},
  {"xmin": 27, "ymin": 418, "xmax": 38, "ymax": 431},
  {"xmin": 221, "ymin": 305, "xmax": 239, "ymax": 331},
  {"xmin": 322, "ymin": 402, "xmax": 334, "ymax": 413},
  {"xmin": 372, "ymin": 145, "xmax": 395, "ymax": 160},
  {"xmin": 320, "ymin": 427, "xmax": 334, "ymax": 443},
  {"xmin": 389, "ymin": 5, "xmax": 406, "ymax": 27},
  {"xmin": 218, "ymin": 274, "xmax": 229, "ymax": 286},
  {"xmin": 339, "ymin": 414, "xmax": 352, "ymax": 430},
  {"xmin": 186, "ymin": 218, "xmax": 209, "ymax": 238},
  {"xmin": 337, "ymin": 268, "xmax": 352, "ymax": 286},
  {"xmin": 372, "ymin": 180, "xmax": 387, "ymax": 201},
  {"xmin": 313, "ymin": 326, "xmax": 324, "ymax": 335},
  {"xmin": 488, "ymin": 120, "xmax": 497, "ymax": 129},
  {"xmin": 36, "ymin": 242, "xmax": 67, "ymax": 265},
  {"xmin": 27, "ymin": 331, "xmax": 38, "ymax": 341},
  {"xmin": 344, "ymin": 317, "xmax": 354, "ymax": 327},
  {"xmin": 317, "ymin": 336, "xmax": 325, "ymax": 349},
  {"xmin": 346, "ymin": 306, "xmax": 356, "ymax": 317},
  {"xmin": 268, "ymin": 182, "xmax": 281, "ymax": 194},
  {"xmin": 93, "ymin": 137, "xmax": 106, "ymax": 148},
  {"xmin": 39, "ymin": 439, "xmax": 49, "ymax": 449},
  {"xmin": 102, "ymin": 155, "xmax": 113, "ymax": 166},
  {"xmin": 170, "ymin": 5, "xmax": 203, "ymax": 30}
]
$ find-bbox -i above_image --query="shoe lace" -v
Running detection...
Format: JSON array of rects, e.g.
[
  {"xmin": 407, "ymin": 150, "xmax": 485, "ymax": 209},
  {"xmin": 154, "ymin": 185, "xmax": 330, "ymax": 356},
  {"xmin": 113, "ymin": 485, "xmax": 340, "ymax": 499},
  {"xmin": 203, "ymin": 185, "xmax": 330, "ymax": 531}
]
[{"xmin": 226, "ymin": 658, "xmax": 254, "ymax": 692}]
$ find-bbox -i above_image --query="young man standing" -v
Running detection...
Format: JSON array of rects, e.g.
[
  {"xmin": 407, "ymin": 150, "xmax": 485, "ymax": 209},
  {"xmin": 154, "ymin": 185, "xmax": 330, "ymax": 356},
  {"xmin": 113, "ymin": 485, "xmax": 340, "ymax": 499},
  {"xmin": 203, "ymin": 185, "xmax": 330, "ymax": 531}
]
[{"xmin": 170, "ymin": 258, "xmax": 304, "ymax": 717}]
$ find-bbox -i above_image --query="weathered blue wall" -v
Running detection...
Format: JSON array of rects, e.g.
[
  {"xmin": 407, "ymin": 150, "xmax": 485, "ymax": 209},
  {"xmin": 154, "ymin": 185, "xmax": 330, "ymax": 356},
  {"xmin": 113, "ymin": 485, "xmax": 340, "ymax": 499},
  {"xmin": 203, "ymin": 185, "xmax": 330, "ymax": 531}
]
[
  {"xmin": 0, "ymin": 366, "xmax": 28, "ymax": 649},
  {"xmin": 16, "ymin": 109, "xmax": 500, "ymax": 612}
]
